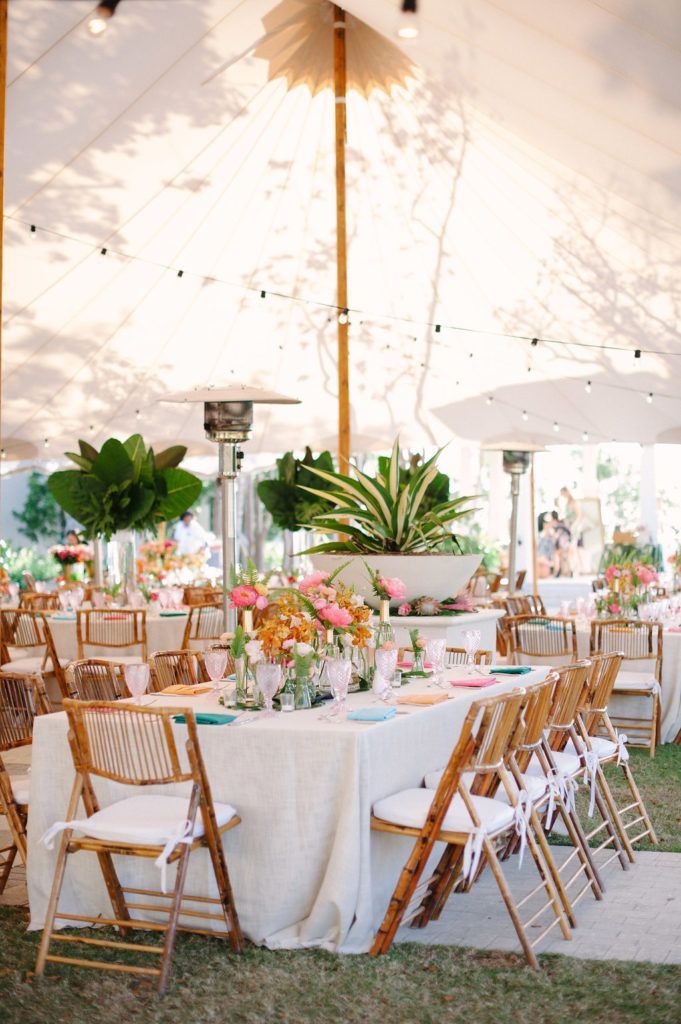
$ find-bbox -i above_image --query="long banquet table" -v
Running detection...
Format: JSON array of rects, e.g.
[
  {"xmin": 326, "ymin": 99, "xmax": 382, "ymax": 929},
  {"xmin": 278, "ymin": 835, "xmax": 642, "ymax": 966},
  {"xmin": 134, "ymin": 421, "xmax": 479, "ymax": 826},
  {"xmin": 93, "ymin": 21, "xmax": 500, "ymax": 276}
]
[
  {"xmin": 26, "ymin": 667, "xmax": 548, "ymax": 952},
  {"xmin": 47, "ymin": 611, "xmax": 189, "ymax": 661}
]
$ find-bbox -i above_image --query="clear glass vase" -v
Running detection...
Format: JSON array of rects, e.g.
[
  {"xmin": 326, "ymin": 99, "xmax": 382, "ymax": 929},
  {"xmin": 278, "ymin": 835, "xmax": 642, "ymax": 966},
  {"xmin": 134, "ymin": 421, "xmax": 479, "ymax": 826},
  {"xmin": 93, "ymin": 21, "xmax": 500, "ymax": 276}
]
[
  {"xmin": 373, "ymin": 598, "xmax": 395, "ymax": 648},
  {"xmin": 412, "ymin": 650, "xmax": 425, "ymax": 673},
  {"xmin": 294, "ymin": 669, "xmax": 312, "ymax": 710},
  {"xmin": 234, "ymin": 657, "xmax": 251, "ymax": 705}
]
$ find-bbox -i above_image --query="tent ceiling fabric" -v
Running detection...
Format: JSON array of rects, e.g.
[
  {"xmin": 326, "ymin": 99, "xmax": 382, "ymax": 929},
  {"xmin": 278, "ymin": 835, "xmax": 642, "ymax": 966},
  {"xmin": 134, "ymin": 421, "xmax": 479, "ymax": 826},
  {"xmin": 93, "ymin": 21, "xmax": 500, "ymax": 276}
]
[{"xmin": 3, "ymin": 0, "xmax": 681, "ymax": 458}]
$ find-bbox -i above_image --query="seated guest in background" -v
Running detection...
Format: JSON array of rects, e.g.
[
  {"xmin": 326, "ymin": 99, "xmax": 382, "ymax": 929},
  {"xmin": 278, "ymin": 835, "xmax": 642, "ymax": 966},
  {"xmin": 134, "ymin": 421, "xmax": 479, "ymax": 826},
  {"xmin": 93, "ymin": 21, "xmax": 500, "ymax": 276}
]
[
  {"xmin": 65, "ymin": 529, "xmax": 81, "ymax": 545},
  {"xmin": 173, "ymin": 510, "xmax": 210, "ymax": 556},
  {"xmin": 537, "ymin": 513, "xmax": 556, "ymax": 578}
]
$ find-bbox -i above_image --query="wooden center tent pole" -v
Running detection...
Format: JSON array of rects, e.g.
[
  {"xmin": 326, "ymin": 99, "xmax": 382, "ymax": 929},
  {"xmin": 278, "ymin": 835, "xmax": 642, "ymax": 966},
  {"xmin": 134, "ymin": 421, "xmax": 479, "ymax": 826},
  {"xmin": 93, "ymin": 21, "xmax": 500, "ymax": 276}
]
[
  {"xmin": 333, "ymin": 5, "xmax": 350, "ymax": 472},
  {"xmin": 0, "ymin": 0, "xmax": 7, "ymax": 466}
]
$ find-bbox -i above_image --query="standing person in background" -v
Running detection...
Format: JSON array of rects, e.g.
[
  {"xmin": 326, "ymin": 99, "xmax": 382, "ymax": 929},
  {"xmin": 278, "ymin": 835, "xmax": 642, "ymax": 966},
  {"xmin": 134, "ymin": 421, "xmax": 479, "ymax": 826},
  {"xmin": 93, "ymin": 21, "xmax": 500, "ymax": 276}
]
[
  {"xmin": 173, "ymin": 511, "xmax": 210, "ymax": 557},
  {"xmin": 560, "ymin": 486, "xmax": 584, "ymax": 574}
]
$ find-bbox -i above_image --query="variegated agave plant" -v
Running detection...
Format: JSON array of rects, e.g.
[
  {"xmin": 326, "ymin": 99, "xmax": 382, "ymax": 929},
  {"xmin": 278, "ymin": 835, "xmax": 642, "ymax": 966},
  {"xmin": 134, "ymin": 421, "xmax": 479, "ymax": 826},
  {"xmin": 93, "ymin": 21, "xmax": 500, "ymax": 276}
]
[{"xmin": 299, "ymin": 440, "xmax": 477, "ymax": 554}]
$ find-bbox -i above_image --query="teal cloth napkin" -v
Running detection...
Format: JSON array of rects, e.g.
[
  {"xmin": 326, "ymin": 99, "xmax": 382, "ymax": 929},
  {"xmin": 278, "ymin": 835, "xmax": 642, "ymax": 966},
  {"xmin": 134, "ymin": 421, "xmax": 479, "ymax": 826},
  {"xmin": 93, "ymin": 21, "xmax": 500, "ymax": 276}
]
[
  {"xmin": 173, "ymin": 713, "xmax": 237, "ymax": 726},
  {"xmin": 346, "ymin": 707, "xmax": 397, "ymax": 722},
  {"xmin": 494, "ymin": 666, "xmax": 533, "ymax": 675}
]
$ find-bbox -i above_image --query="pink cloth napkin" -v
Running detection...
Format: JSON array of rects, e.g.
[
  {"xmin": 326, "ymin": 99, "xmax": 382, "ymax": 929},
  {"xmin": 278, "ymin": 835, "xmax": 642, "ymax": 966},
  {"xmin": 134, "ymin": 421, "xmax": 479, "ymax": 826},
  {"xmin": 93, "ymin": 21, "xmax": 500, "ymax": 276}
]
[
  {"xmin": 666, "ymin": 626, "xmax": 681, "ymax": 633},
  {"xmin": 449, "ymin": 676, "xmax": 498, "ymax": 689},
  {"xmin": 397, "ymin": 660, "xmax": 433, "ymax": 669}
]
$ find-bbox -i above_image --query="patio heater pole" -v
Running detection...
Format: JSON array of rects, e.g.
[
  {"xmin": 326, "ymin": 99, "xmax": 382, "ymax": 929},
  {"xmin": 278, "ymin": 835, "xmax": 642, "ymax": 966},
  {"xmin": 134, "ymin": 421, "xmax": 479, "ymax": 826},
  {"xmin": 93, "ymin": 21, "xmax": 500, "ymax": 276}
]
[
  {"xmin": 530, "ymin": 453, "xmax": 538, "ymax": 599},
  {"xmin": 333, "ymin": 5, "xmax": 350, "ymax": 471},
  {"xmin": 502, "ymin": 450, "xmax": 531, "ymax": 594},
  {"xmin": 217, "ymin": 440, "xmax": 238, "ymax": 632}
]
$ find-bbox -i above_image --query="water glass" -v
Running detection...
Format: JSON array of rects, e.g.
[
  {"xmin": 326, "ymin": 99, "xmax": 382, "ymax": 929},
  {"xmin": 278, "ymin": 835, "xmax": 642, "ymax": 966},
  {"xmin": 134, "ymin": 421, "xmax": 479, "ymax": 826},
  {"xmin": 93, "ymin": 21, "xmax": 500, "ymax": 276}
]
[
  {"xmin": 391, "ymin": 669, "xmax": 402, "ymax": 689},
  {"xmin": 124, "ymin": 663, "xmax": 150, "ymax": 704},
  {"xmin": 425, "ymin": 638, "xmax": 446, "ymax": 686},
  {"xmin": 280, "ymin": 692, "xmax": 295, "ymax": 713},
  {"xmin": 374, "ymin": 649, "xmax": 398, "ymax": 701},
  {"xmin": 463, "ymin": 629, "xmax": 481, "ymax": 674},
  {"xmin": 255, "ymin": 661, "xmax": 282, "ymax": 717},
  {"xmin": 204, "ymin": 650, "xmax": 228, "ymax": 692},
  {"xmin": 327, "ymin": 658, "xmax": 352, "ymax": 715}
]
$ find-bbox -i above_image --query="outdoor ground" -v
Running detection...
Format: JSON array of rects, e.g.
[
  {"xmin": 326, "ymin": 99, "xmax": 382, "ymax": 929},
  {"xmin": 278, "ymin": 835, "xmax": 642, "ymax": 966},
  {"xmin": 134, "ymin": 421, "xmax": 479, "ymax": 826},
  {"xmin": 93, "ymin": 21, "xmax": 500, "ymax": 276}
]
[{"xmin": 0, "ymin": 747, "xmax": 679, "ymax": 1024}]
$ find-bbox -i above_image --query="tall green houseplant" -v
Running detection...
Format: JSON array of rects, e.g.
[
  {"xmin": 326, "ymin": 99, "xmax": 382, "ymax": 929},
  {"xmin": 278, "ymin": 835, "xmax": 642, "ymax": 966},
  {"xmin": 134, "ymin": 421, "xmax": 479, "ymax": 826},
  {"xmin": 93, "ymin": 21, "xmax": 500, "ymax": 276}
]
[{"xmin": 47, "ymin": 435, "xmax": 202, "ymax": 541}]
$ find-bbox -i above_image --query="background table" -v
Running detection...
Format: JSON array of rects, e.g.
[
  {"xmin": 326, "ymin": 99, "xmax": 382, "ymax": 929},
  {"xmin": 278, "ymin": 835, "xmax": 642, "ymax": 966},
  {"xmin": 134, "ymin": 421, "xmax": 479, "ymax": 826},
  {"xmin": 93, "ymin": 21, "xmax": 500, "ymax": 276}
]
[
  {"xmin": 47, "ymin": 611, "xmax": 189, "ymax": 661},
  {"xmin": 388, "ymin": 609, "xmax": 503, "ymax": 653},
  {"xmin": 26, "ymin": 667, "xmax": 547, "ymax": 952}
]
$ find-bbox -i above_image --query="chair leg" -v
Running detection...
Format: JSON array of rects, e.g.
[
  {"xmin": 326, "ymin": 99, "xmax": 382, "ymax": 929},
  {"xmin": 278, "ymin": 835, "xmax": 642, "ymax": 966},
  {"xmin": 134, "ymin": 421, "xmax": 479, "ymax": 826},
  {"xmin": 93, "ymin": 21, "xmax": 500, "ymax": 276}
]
[
  {"xmin": 594, "ymin": 764, "xmax": 635, "ymax": 864},
  {"xmin": 553, "ymin": 797, "xmax": 605, "ymax": 901},
  {"xmin": 204, "ymin": 825, "xmax": 243, "ymax": 953},
  {"xmin": 527, "ymin": 809, "xmax": 577, "ymax": 929},
  {"xmin": 410, "ymin": 844, "xmax": 464, "ymax": 929},
  {"xmin": 524, "ymin": 815, "xmax": 572, "ymax": 941},
  {"xmin": 621, "ymin": 761, "xmax": 658, "ymax": 845},
  {"xmin": 592, "ymin": 785, "xmax": 630, "ymax": 870},
  {"xmin": 482, "ymin": 836, "xmax": 539, "ymax": 969},
  {"xmin": 157, "ymin": 841, "xmax": 193, "ymax": 996},
  {"xmin": 0, "ymin": 843, "xmax": 17, "ymax": 896},
  {"xmin": 371, "ymin": 835, "xmax": 433, "ymax": 955},
  {"xmin": 649, "ymin": 691, "xmax": 659, "ymax": 758},
  {"xmin": 35, "ymin": 832, "xmax": 72, "ymax": 976}
]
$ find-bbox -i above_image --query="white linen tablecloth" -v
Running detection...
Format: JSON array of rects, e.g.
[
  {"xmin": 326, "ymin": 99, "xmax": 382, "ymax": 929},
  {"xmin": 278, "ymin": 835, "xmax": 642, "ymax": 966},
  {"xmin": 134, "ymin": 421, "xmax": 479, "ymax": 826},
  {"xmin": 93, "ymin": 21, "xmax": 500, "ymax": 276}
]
[
  {"xmin": 47, "ymin": 612, "xmax": 188, "ymax": 661},
  {"xmin": 26, "ymin": 667, "xmax": 547, "ymax": 952}
]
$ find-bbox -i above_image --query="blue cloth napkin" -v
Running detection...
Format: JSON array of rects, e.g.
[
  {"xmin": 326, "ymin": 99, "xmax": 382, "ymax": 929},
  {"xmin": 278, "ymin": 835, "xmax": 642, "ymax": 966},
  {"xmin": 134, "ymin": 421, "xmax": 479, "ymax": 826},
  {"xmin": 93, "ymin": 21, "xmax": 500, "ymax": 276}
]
[
  {"xmin": 346, "ymin": 707, "xmax": 397, "ymax": 722},
  {"xmin": 172, "ymin": 713, "xmax": 237, "ymax": 726},
  {"xmin": 494, "ymin": 666, "xmax": 533, "ymax": 675}
]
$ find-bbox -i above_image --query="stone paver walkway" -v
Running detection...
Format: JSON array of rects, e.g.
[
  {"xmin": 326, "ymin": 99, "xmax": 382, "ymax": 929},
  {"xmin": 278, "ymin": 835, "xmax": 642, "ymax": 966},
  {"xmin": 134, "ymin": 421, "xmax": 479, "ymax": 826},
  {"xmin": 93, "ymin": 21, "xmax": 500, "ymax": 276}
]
[{"xmin": 2, "ymin": 745, "xmax": 680, "ymax": 964}]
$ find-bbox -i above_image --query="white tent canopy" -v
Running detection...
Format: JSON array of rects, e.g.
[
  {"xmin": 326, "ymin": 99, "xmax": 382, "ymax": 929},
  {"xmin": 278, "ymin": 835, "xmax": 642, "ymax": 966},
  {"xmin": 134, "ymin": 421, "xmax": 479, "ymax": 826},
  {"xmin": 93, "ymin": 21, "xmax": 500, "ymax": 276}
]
[{"xmin": 3, "ymin": 0, "xmax": 681, "ymax": 457}]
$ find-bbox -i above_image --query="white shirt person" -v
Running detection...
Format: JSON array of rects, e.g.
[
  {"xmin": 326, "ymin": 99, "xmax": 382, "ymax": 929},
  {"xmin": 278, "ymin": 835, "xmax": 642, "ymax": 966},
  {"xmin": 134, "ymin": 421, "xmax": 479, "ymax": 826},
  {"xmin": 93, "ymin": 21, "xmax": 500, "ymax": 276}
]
[{"xmin": 172, "ymin": 512, "xmax": 210, "ymax": 556}]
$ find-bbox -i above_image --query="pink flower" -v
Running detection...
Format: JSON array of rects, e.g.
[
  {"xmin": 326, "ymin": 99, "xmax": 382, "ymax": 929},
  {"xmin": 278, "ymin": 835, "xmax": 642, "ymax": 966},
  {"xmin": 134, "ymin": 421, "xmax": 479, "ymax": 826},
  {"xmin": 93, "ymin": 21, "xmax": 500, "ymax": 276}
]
[
  {"xmin": 608, "ymin": 602, "xmax": 621, "ymax": 614},
  {"xmin": 230, "ymin": 584, "xmax": 259, "ymax": 608},
  {"xmin": 299, "ymin": 571, "xmax": 330, "ymax": 593},
  {"xmin": 636, "ymin": 565, "xmax": 657, "ymax": 585},
  {"xmin": 379, "ymin": 576, "xmax": 407, "ymax": 601},
  {"xmin": 255, "ymin": 595, "xmax": 269, "ymax": 610},
  {"xmin": 605, "ymin": 566, "xmax": 620, "ymax": 582},
  {"xmin": 380, "ymin": 640, "xmax": 397, "ymax": 651},
  {"xmin": 312, "ymin": 597, "xmax": 326, "ymax": 610},
  {"xmin": 397, "ymin": 602, "xmax": 413, "ymax": 616},
  {"xmin": 318, "ymin": 603, "xmax": 352, "ymax": 628}
]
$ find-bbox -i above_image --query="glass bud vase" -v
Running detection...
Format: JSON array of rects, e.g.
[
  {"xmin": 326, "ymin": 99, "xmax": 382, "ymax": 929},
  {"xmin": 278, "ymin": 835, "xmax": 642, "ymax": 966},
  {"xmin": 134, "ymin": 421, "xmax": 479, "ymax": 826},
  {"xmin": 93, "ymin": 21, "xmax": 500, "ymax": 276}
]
[
  {"xmin": 373, "ymin": 598, "xmax": 394, "ymax": 648},
  {"xmin": 234, "ymin": 657, "xmax": 250, "ymax": 705},
  {"xmin": 294, "ymin": 668, "xmax": 312, "ymax": 710},
  {"xmin": 241, "ymin": 608, "xmax": 254, "ymax": 634},
  {"xmin": 412, "ymin": 649, "xmax": 425, "ymax": 673}
]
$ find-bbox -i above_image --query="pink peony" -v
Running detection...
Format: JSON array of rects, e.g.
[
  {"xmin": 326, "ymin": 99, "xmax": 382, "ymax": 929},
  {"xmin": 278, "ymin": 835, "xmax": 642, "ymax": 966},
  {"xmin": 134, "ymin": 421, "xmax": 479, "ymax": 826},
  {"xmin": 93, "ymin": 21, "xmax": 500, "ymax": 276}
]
[
  {"xmin": 605, "ymin": 565, "xmax": 620, "ymax": 582},
  {"xmin": 397, "ymin": 602, "xmax": 413, "ymax": 616},
  {"xmin": 379, "ymin": 576, "xmax": 407, "ymax": 601},
  {"xmin": 636, "ymin": 565, "xmax": 657, "ymax": 585},
  {"xmin": 299, "ymin": 571, "xmax": 330, "ymax": 593},
  {"xmin": 608, "ymin": 602, "xmax": 621, "ymax": 614},
  {"xmin": 255, "ymin": 595, "xmax": 269, "ymax": 610},
  {"xmin": 230, "ymin": 584, "xmax": 259, "ymax": 608},
  {"xmin": 318, "ymin": 603, "xmax": 352, "ymax": 628}
]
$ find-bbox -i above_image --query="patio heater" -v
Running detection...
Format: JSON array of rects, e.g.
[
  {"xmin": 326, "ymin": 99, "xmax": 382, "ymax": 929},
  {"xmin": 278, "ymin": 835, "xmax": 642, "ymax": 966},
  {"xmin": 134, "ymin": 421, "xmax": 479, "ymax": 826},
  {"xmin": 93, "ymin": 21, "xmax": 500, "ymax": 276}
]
[
  {"xmin": 483, "ymin": 440, "xmax": 545, "ymax": 594},
  {"xmin": 161, "ymin": 384, "xmax": 300, "ymax": 630}
]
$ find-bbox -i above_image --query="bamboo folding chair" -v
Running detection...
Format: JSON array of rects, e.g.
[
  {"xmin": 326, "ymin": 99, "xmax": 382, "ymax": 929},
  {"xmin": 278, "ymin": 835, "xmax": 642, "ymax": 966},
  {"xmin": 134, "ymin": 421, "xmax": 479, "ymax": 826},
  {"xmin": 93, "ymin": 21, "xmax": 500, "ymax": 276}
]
[
  {"xmin": 573, "ymin": 652, "xmax": 657, "ymax": 850},
  {"xmin": 149, "ymin": 650, "xmax": 208, "ymax": 691},
  {"xmin": 0, "ymin": 672, "xmax": 49, "ymax": 894},
  {"xmin": 371, "ymin": 688, "xmax": 571, "ymax": 968},
  {"xmin": 36, "ymin": 701, "xmax": 243, "ymax": 995},
  {"xmin": 182, "ymin": 586, "xmax": 222, "ymax": 607},
  {"xmin": 589, "ymin": 619, "xmax": 661, "ymax": 756},
  {"xmin": 444, "ymin": 646, "xmax": 493, "ymax": 668},
  {"xmin": 66, "ymin": 660, "xmax": 128, "ymax": 701},
  {"xmin": 19, "ymin": 592, "xmax": 60, "ymax": 611},
  {"xmin": 182, "ymin": 605, "xmax": 224, "ymax": 650},
  {"xmin": 507, "ymin": 614, "xmax": 577, "ymax": 666},
  {"xmin": 0, "ymin": 609, "xmax": 68, "ymax": 701},
  {"xmin": 504, "ymin": 596, "xmax": 532, "ymax": 617},
  {"xmin": 526, "ymin": 594, "xmax": 546, "ymax": 615},
  {"xmin": 76, "ymin": 609, "xmax": 148, "ymax": 662}
]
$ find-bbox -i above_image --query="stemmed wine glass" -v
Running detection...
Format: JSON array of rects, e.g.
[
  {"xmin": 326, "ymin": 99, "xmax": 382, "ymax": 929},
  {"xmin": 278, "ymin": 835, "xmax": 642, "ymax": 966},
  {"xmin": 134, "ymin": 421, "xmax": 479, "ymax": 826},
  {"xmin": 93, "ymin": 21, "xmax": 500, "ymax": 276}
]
[
  {"xmin": 374, "ymin": 648, "xmax": 397, "ymax": 702},
  {"xmin": 325, "ymin": 659, "xmax": 352, "ymax": 718},
  {"xmin": 463, "ymin": 629, "xmax": 481, "ymax": 675},
  {"xmin": 204, "ymin": 650, "xmax": 228, "ymax": 695},
  {"xmin": 124, "ymin": 663, "xmax": 150, "ymax": 704},
  {"xmin": 425, "ymin": 638, "xmax": 446, "ymax": 687},
  {"xmin": 255, "ymin": 661, "xmax": 282, "ymax": 718}
]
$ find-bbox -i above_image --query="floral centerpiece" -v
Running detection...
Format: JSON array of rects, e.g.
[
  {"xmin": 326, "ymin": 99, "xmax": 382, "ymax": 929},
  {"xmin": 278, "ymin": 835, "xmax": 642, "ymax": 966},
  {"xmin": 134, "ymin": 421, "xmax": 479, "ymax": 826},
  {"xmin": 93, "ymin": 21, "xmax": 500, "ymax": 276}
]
[
  {"xmin": 48, "ymin": 543, "xmax": 93, "ymax": 580},
  {"xmin": 297, "ymin": 567, "xmax": 372, "ymax": 647},
  {"xmin": 229, "ymin": 559, "xmax": 269, "ymax": 632},
  {"xmin": 397, "ymin": 588, "xmax": 475, "ymax": 617},
  {"xmin": 406, "ymin": 628, "xmax": 427, "ymax": 674},
  {"xmin": 136, "ymin": 539, "xmax": 207, "ymax": 588},
  {"xmin": 596, "ymin": 562, "xmax": 659, "ymax": 616}
]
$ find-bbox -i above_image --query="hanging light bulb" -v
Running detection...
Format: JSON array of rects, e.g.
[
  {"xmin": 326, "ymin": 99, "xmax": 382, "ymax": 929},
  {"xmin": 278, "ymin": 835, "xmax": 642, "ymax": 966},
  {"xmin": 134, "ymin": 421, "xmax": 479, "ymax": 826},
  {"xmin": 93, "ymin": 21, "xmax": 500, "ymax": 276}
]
[
  {"xmin": 135, "ymin": 409, "xmax": 141, "ymax": 420},
  {"xmin": 553, "ymin": 421, "xmax": 560, "ymax": 433},
  {"xmin": 582, "ymin": 431, "xmax": 589, "ymax": 442},
  {"xmin": 395, "ymin": 0, "xmax": 420, "ymax": 40},
  {"xmin": 338, "ymin": 309, "xmax": 349, "ymax": 325},
  {"xmin": 646, "ymin": 392, "xmax": 653, "ymax": 404},
  {"xmin": 521, "ymin": 410, "xmax": 528, "ymax": 421},
  {"xmin": 88, "ymin": 0, "xmax": 121, "ymax": 36},
  {"xmin": 486, "ymin": 395, "xmax": 493, "ymax": 406},
  {"xmin": 43, "ymin": 438, "xmax": 49, "ymax": 448},
  {"xmin": 585, "ymin": 380, "xmax": 592, "ymax": 394}
]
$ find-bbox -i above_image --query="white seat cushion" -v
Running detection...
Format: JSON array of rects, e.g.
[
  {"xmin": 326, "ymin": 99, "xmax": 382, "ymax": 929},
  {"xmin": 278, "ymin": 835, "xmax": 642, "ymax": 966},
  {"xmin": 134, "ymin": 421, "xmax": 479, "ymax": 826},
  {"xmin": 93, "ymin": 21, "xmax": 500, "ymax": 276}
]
[
  {"xmin": 564, "ymin": 737, "xmax": 617, "ymax": 760},
  {"xmin": 373, "ymin": 787, "xmax": 514, "ymax": 835},
  {"xmin": 10, "ymin": 774, "xmax": 30, "ymax": 806},
  {"xmin": 424, "ymin": 769, "xmax": 547, "ymax": 803},
  {"xmin": 526, "ymin": 749, "xmax": 581, "ymax": 778},
  {"xmin": 0, "ymin": 655, "xmax": 68, "ymax": 674},
  {"xmin": 613, "ymin": 670, "xmax": 658, "ymax": 692},
  {"xmin": 423, "ymin": 769, "xmax": 476, "ymax": 790},
  {"xmin": 72, "ymin": 795, "xmax": 237, "ymax": 846}
]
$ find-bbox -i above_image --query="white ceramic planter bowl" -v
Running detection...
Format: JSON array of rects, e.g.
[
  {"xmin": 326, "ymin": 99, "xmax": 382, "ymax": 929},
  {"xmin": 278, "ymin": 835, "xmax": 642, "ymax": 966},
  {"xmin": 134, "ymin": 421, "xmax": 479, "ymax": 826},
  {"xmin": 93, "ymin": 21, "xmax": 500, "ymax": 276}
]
[{"xmin": 310, "ymin": 553, "xmax": 482, "ymax": 606}]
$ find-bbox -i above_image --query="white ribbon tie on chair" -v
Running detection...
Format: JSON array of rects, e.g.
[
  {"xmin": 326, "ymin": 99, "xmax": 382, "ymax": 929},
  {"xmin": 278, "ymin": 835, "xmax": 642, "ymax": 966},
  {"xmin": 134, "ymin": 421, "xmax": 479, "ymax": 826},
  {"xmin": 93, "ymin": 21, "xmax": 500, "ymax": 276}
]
[
  {"xmin": 155, "ymin": 819, "xmax": 193, "ymax": 893},
  {"xmin": 546, "ymin": 768, "xmax": 578, "ymax": 828},
  {"xmin": 616, "ymin": 732, "xmax": 630, "ymax": 765},
  {"xmin": 41, "ymin": 818, "xmax": 88, "ymax": 850},
  {"xmin": 513, "ymin": 790, "xmax": 532, "ymax": 870},
  {"xmin": 582, "ymin": 751, "xmax": 600, "ymax": 818},
  {"xmin": 462, "ymin": 828, "xmax": 485, "ymax": 882}
]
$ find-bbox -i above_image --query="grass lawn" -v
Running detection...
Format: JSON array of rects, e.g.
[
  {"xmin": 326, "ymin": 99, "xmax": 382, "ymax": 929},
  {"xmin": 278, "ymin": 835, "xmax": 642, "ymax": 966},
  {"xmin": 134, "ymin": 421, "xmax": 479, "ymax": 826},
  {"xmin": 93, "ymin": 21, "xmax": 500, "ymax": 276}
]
[
  {"xmin": 0, "ymin": 906, "xmax": 680, "ymax": 1024},
  {"xmin": 549, "ymin": 745, "xmax": 681, "ymax": 852},
  {"xmin": 1, "ymin": 747, "xmax": 679, "ymax": 1023}
]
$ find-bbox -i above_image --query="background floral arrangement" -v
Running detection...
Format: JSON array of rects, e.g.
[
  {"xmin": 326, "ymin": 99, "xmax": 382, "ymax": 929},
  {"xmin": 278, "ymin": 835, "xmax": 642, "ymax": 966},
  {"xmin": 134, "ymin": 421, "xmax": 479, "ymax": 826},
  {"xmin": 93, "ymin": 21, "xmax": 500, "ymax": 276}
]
[
  {"xmin": 397, "ymin": 589, "xmax": 475, "ymax": 617},
  {"xmin": 596, "ymin": 562, "xmax": 659, "ymax": 615},
  {"xmin": 48, "ymin": 543, "xmax": 92, "ymax": 566},
  {"xmin": 136, "ymin": 539, "xmax": 206, "ymax": 584}
]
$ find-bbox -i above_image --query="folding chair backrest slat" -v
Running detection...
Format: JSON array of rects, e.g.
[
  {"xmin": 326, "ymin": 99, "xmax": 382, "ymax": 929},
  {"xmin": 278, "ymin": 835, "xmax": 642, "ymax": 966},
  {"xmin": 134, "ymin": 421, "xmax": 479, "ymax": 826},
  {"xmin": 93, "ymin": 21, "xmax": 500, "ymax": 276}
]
[
  {"xmin": 507, "ymin": 614, "xmax": 577, "ymax": 664},
  {"xmin": 182, "ymin": 606, "xmax": 224, "ymax": 647},
  {"xmin": 149, "ymin": 650, "xmax": 204, "ymax": 690},
  {"xmin": 544, "ymin": 661, "xmax": 591, "ymax": 747},
  {"xmin": 0, "ymin": 673, "xmax": 48, "ymax": 750},
  {"xmin": 583, "ymin": 652, "xmax": 623, "ymax": 733},
  {"xmin": 65, "ymin": 700, "xmax": 189, "ymax": 785},
  {"xmin": 444, "ymin": 646, "xmax": 493, "ymax": 667},
  {"xmin": 68, "ymin": 660, "xmax": 126, "ymax": 701},
  {"xmin": 76, "ymin": 610, "xmax": 147, "ymax": 659},
  {"xmin": 590, "ymin": 619, "xmax": 661, "ymax": 679}
]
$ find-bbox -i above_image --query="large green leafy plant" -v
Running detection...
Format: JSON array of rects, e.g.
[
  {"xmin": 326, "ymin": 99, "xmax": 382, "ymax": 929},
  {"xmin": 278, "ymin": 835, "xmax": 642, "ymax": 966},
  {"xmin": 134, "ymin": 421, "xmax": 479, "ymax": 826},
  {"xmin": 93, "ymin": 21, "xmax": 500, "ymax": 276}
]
[
  {"xmin": 257, "ymin": 447, "xmax": 336, "ymax": 532},
  {"xmin": 47, "ymin": 435, "xmax": 202, "ymax": 541},
  {"xmin": 300, "ymin": 439, "xmax": 477, "ymax": 554}
]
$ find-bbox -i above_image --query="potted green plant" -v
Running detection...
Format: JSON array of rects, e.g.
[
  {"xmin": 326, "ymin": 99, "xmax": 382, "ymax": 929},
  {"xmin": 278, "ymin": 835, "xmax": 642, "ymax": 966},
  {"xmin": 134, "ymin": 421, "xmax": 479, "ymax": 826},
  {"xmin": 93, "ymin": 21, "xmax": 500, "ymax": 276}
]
[
  {"xmin": 47, "ymin": 435, "xmax": 203, "ymax": 586},
  {"xmin": 298, "ymin": 439, "xmax": 481, "ymax": 603}
]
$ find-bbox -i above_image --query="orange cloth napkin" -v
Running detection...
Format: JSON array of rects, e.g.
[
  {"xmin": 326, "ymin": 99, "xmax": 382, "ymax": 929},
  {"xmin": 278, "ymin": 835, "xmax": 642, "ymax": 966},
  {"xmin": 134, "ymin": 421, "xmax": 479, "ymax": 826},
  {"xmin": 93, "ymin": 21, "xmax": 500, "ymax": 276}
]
[
  {"xmin": 396, "ymin": 692, "xmax": 448, "ymax": 706},
  {"xmin": 159, "ymin": 683, "xmax": 213, "ymax": 695}
]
